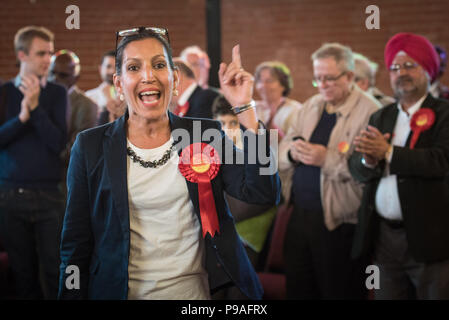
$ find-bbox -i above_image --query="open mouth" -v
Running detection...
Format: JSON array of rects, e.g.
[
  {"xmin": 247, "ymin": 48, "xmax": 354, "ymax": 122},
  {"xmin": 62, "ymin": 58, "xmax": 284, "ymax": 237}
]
[{"xmin": 138, "ymin": 90, "xmax": 161, "ymax": 107}]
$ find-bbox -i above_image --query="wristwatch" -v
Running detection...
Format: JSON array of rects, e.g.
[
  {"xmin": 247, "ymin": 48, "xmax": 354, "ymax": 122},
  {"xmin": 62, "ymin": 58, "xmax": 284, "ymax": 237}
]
[{"xmin": 232, "ymin": 100, "xmax": 256, "ymax": 115}]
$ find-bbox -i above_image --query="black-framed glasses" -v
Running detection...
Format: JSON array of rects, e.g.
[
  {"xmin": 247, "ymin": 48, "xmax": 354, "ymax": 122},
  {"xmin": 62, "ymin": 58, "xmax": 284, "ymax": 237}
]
[
  {"xmin": 389, "ymin": 61, "xmax": 419, "ymax": 73},
  {"xmin": 115, "ymin": 26, "xmax": 170, "ymax": 57},
  {"xmin": 312, "ymin": 71, "xmax": 347, "ymax": 87}
]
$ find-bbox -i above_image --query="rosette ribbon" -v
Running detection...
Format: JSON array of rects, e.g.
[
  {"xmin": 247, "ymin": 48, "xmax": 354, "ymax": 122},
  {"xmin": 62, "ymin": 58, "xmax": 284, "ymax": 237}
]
[
  {"xmin": 178, "ymin": 143, "xmax": 221, "ymax": 238},
  {"xmin": 410, "ymin": 108, "xmax": 435, "ymax": 149}
]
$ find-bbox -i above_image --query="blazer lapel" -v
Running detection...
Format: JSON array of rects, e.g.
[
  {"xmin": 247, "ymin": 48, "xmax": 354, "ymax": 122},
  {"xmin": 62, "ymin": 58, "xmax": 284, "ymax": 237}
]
[
  {"xmin": 168, "ymin": 111, "xmax": 203, "ymax": 222},
  {"xmin": 382, "ymin": 104, "xmax": 399, "ymax": 141},
  {"xmin": 103, "ymin": 114, "xmax": 130, "ymax": 234}
]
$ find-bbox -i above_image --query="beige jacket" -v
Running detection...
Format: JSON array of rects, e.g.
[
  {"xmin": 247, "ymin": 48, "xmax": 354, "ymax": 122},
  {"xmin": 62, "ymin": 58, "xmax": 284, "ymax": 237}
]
[{"xmin": 279, "ymin": 85, "xmax": 381, "ymax": 230}]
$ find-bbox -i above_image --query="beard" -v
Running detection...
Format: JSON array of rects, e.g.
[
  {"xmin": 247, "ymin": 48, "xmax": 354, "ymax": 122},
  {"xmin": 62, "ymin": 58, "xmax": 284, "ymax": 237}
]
[
  {"xmin": 393, "ymin": 75, "xmax": 429, "ymax": 101},
  {"xmin": 393, "ymin": 75, "xmax": 417, "ymax": 99},
  {"xmin": 104, "ymin": 74, "xmax": 114, "ymax": 85}
]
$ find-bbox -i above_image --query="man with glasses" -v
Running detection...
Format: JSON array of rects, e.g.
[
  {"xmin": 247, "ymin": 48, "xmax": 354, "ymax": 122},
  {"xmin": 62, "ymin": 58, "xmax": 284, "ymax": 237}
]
[
  {"xmin": 279, "ymin": 42, "xmax": 380, "ymax": 299},
  {"xmin": 349, "ymin": 32, "xmax": 449, "ymax": 299},
  {"xmin": 48, "ymin": 49, "xmax": 98, "ymax": 194},
  {"xmin": 0, "ymin": 26, "xmax": 67, "ymax": 299}
]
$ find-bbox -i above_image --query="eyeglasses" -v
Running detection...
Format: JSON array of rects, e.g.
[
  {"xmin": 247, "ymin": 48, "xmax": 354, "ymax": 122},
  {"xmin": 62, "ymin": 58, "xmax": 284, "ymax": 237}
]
[
  {"xmin": 115, "ymin": 26, "xmax": 170, "ymax": 58},
  {"xmin": 312, "ymin": 71, "xmax": 346, "ymax": 87},
  {"xmin": 389, "ymin": 61, "xmax": 419, "ymax": 73}
]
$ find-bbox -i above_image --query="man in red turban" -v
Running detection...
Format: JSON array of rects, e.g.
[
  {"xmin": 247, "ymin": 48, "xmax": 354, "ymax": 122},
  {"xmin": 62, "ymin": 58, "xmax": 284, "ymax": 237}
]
[
  {"xmin": 349, "ymin": 32, "xmax": 449, "ymax": 299},
  {"xmin": 384, "ymin": 32, "xmax": 439, "ymax": 82}
]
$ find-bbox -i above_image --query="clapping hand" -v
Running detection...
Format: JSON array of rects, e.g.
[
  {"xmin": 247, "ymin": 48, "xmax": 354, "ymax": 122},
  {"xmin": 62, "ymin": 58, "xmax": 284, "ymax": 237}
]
[
  {"xmin": 354, "ymin": 125, "xmax": 391, "ymax": 166},
  {"xmin": 290, "ymin": 139, "xmax": 327, "ymax": 167},
  {"xmin": 18, "ymin": 74, "xmax": 41, "ymax": 122}
]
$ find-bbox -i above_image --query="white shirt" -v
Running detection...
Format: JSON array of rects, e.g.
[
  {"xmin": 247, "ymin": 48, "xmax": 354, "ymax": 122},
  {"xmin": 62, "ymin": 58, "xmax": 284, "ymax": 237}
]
[
  {"xmin": 177, "ymin": 83, "xmax": 198, "ymax": 107},
  {"xmin": 126, "ymin": 137, "xmax": 210, "ymax": 300},
  {"xmin": 86, "ymin": 84, "xmax": 115, "ymax": 111},
  {"xmin": 375, "ymin": 95, "xmax": 426, "ymax": 220}
]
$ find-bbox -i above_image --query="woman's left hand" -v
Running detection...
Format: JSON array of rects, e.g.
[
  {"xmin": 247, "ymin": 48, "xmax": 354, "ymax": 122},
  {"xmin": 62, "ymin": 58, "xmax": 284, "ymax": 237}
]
[
  {"xmin": 219, "ymin": 45, "xmax": 258, "ymax": 132},
  {"xmin": 218, "ymin": 45, "xmax": 253, "ymax": 108}
]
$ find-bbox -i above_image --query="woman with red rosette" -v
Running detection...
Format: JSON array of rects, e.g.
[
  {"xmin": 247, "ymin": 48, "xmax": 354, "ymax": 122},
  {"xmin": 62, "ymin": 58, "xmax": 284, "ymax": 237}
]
[{"xmin": 58, "ymin": 27, "xmax": 280, "ymax": 300}]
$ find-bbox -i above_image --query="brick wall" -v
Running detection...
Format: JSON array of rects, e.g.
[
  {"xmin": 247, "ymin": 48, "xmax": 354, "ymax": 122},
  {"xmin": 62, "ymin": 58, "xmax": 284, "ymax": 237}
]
[
  {"xmin": 222, "ymin": 0, "xmax": 449, "ymax": 102},
  {"xmin": 1, "ymin": 0, "xmax": 448, "ymax": 102},
  {"xmin": 0, "ymin": 0, "xmax": 207, "ymax": 91}
]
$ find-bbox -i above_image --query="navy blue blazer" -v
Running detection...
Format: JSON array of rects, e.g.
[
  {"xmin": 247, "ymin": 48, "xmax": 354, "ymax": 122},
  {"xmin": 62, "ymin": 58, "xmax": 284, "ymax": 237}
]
[
  {"xmin": 58, "ymin": 111, "xmax": 281, "ymax": 299},
  {"xmin": 184, "ymin": 86, "xmax": 220, "ymax": 119}
]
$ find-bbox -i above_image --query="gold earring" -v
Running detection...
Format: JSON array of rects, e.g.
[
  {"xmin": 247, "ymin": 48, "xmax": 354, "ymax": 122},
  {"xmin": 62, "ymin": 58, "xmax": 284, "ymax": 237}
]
[{"xmin": 173, "ymin": 89, "xmax": 179, "ymax": 97}]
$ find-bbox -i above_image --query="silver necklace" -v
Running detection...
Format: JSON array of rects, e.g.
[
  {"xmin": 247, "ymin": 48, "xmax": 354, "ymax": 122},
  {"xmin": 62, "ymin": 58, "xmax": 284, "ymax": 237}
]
[{"xmin": 127, "ymin": 142, "xmax": 176, "ymax": 168}]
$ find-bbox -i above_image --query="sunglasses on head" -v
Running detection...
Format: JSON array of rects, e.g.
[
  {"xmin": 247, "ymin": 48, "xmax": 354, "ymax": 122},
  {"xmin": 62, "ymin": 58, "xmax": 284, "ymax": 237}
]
[{"xmin": 115, "ymin": 26, "xmax": 170, "ymax": 58}]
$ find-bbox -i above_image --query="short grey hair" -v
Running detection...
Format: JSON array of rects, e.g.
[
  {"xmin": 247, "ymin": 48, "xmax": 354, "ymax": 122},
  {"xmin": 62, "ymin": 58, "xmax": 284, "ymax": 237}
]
[
  {"xmin": 311, "ymin": 43, "xmax": 355, "ymax": 72},
  {"xmin": 353, "ymin": 52, "xmax": 378, "ymax": 87},
  {"xmin": 180, "ymin": 45, "xmax": 203, "ymax": 61}
]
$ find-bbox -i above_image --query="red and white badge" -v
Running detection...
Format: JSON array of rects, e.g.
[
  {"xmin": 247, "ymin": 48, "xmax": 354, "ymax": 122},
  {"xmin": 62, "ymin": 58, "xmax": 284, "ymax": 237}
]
[
  {"xmin": 410, "ymin": 108, "xmax": 435, "ymax": 149},
  {"xmin": 178, "ymin": 143, "xmax": 221, "ymax": 238}
]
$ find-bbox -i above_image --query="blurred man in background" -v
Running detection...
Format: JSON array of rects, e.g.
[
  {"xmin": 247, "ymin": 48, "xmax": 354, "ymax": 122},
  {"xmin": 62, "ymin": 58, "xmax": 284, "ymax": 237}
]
[
  {"xmin": 86, "ymin": 50, "xmax": 124, "ymax": 124},
  {"xmin": 353, "ymin": 52, "xmax": 395, "ymax": 107},
  {"xmin": 48, "ymin": 49, "xmax": 98, "ymax": 193},
  {"xmin": 0, "ymin": 26, "xmax": 67, "ymax": 299}
]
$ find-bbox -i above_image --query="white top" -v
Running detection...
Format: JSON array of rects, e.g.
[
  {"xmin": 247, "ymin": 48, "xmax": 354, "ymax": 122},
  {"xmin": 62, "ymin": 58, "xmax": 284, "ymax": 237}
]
[
  {"xmin": 126, "ymin": 137, "xmax": 210, "ymax": 300},
  {"xmin": 375, "ymin": 95, "xmax": 426, "ymax": 220},
  {"xmin": 86, "ymin": 84, "xmax": 115, "ymax": 111}
]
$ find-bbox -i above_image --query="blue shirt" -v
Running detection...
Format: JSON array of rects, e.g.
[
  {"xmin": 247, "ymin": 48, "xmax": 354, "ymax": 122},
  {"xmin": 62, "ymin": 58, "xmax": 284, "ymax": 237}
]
[{"xmin": 292, "ymin": 108, "xmax": 336, "ymax": 212}]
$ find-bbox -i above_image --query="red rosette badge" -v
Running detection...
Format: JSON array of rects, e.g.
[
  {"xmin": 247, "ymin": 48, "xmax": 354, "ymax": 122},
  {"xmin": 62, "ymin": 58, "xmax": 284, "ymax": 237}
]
[
  {"xmin": 178, "ymin": 143, "xmax": 221, "ymax": 238},
  {"xmin": 410, "ymin": 108, "xmax": 435, "ymax": 149},
  {"xmin": 338, "ymin": 141, "xmax": 350, "ymax": 154}
]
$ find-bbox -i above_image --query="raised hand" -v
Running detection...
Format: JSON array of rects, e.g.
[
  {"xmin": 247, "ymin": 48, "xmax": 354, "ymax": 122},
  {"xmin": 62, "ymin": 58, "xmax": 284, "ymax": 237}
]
[
  {"xmin": 218, "ymin": 45, "xmax": 258, "ymax": 132},
  {"xmin": 218, "ymin": 45, "xmax": 254, "ymax": 108}
]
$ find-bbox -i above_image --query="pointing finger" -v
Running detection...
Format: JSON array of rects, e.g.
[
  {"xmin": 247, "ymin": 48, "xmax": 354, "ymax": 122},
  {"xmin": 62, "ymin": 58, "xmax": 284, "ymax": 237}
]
[{"xmin": 232, "ymin": 44, "xmax": 242, "ymax": 69}]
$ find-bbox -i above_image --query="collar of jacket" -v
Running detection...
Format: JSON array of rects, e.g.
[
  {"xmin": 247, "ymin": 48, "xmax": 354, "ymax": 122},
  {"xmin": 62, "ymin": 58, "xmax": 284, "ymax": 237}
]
[{"xmin": 313, "ymin": 84, "xmax": 365, "ymax": 118}]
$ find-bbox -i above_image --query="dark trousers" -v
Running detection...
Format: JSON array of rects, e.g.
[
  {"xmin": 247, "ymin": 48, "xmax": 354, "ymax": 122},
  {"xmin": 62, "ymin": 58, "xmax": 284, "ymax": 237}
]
[
  {"xmin": 0, "ymin": 188, "xmax": 65, "ymax": 299},
  {"xmin": 284, "ymin": 206, "xmax": 368, "ymax": 299},
  {"xmin": 373, "ymin": 220, "xmax": 449, "ymax": 299}
]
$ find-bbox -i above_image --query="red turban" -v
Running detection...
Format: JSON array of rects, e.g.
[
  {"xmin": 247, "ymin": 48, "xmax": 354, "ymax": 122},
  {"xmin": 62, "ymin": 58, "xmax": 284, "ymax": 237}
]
[{"xmin": 384, "ymin": 32, "xmax": 439, "ymax": 82}]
